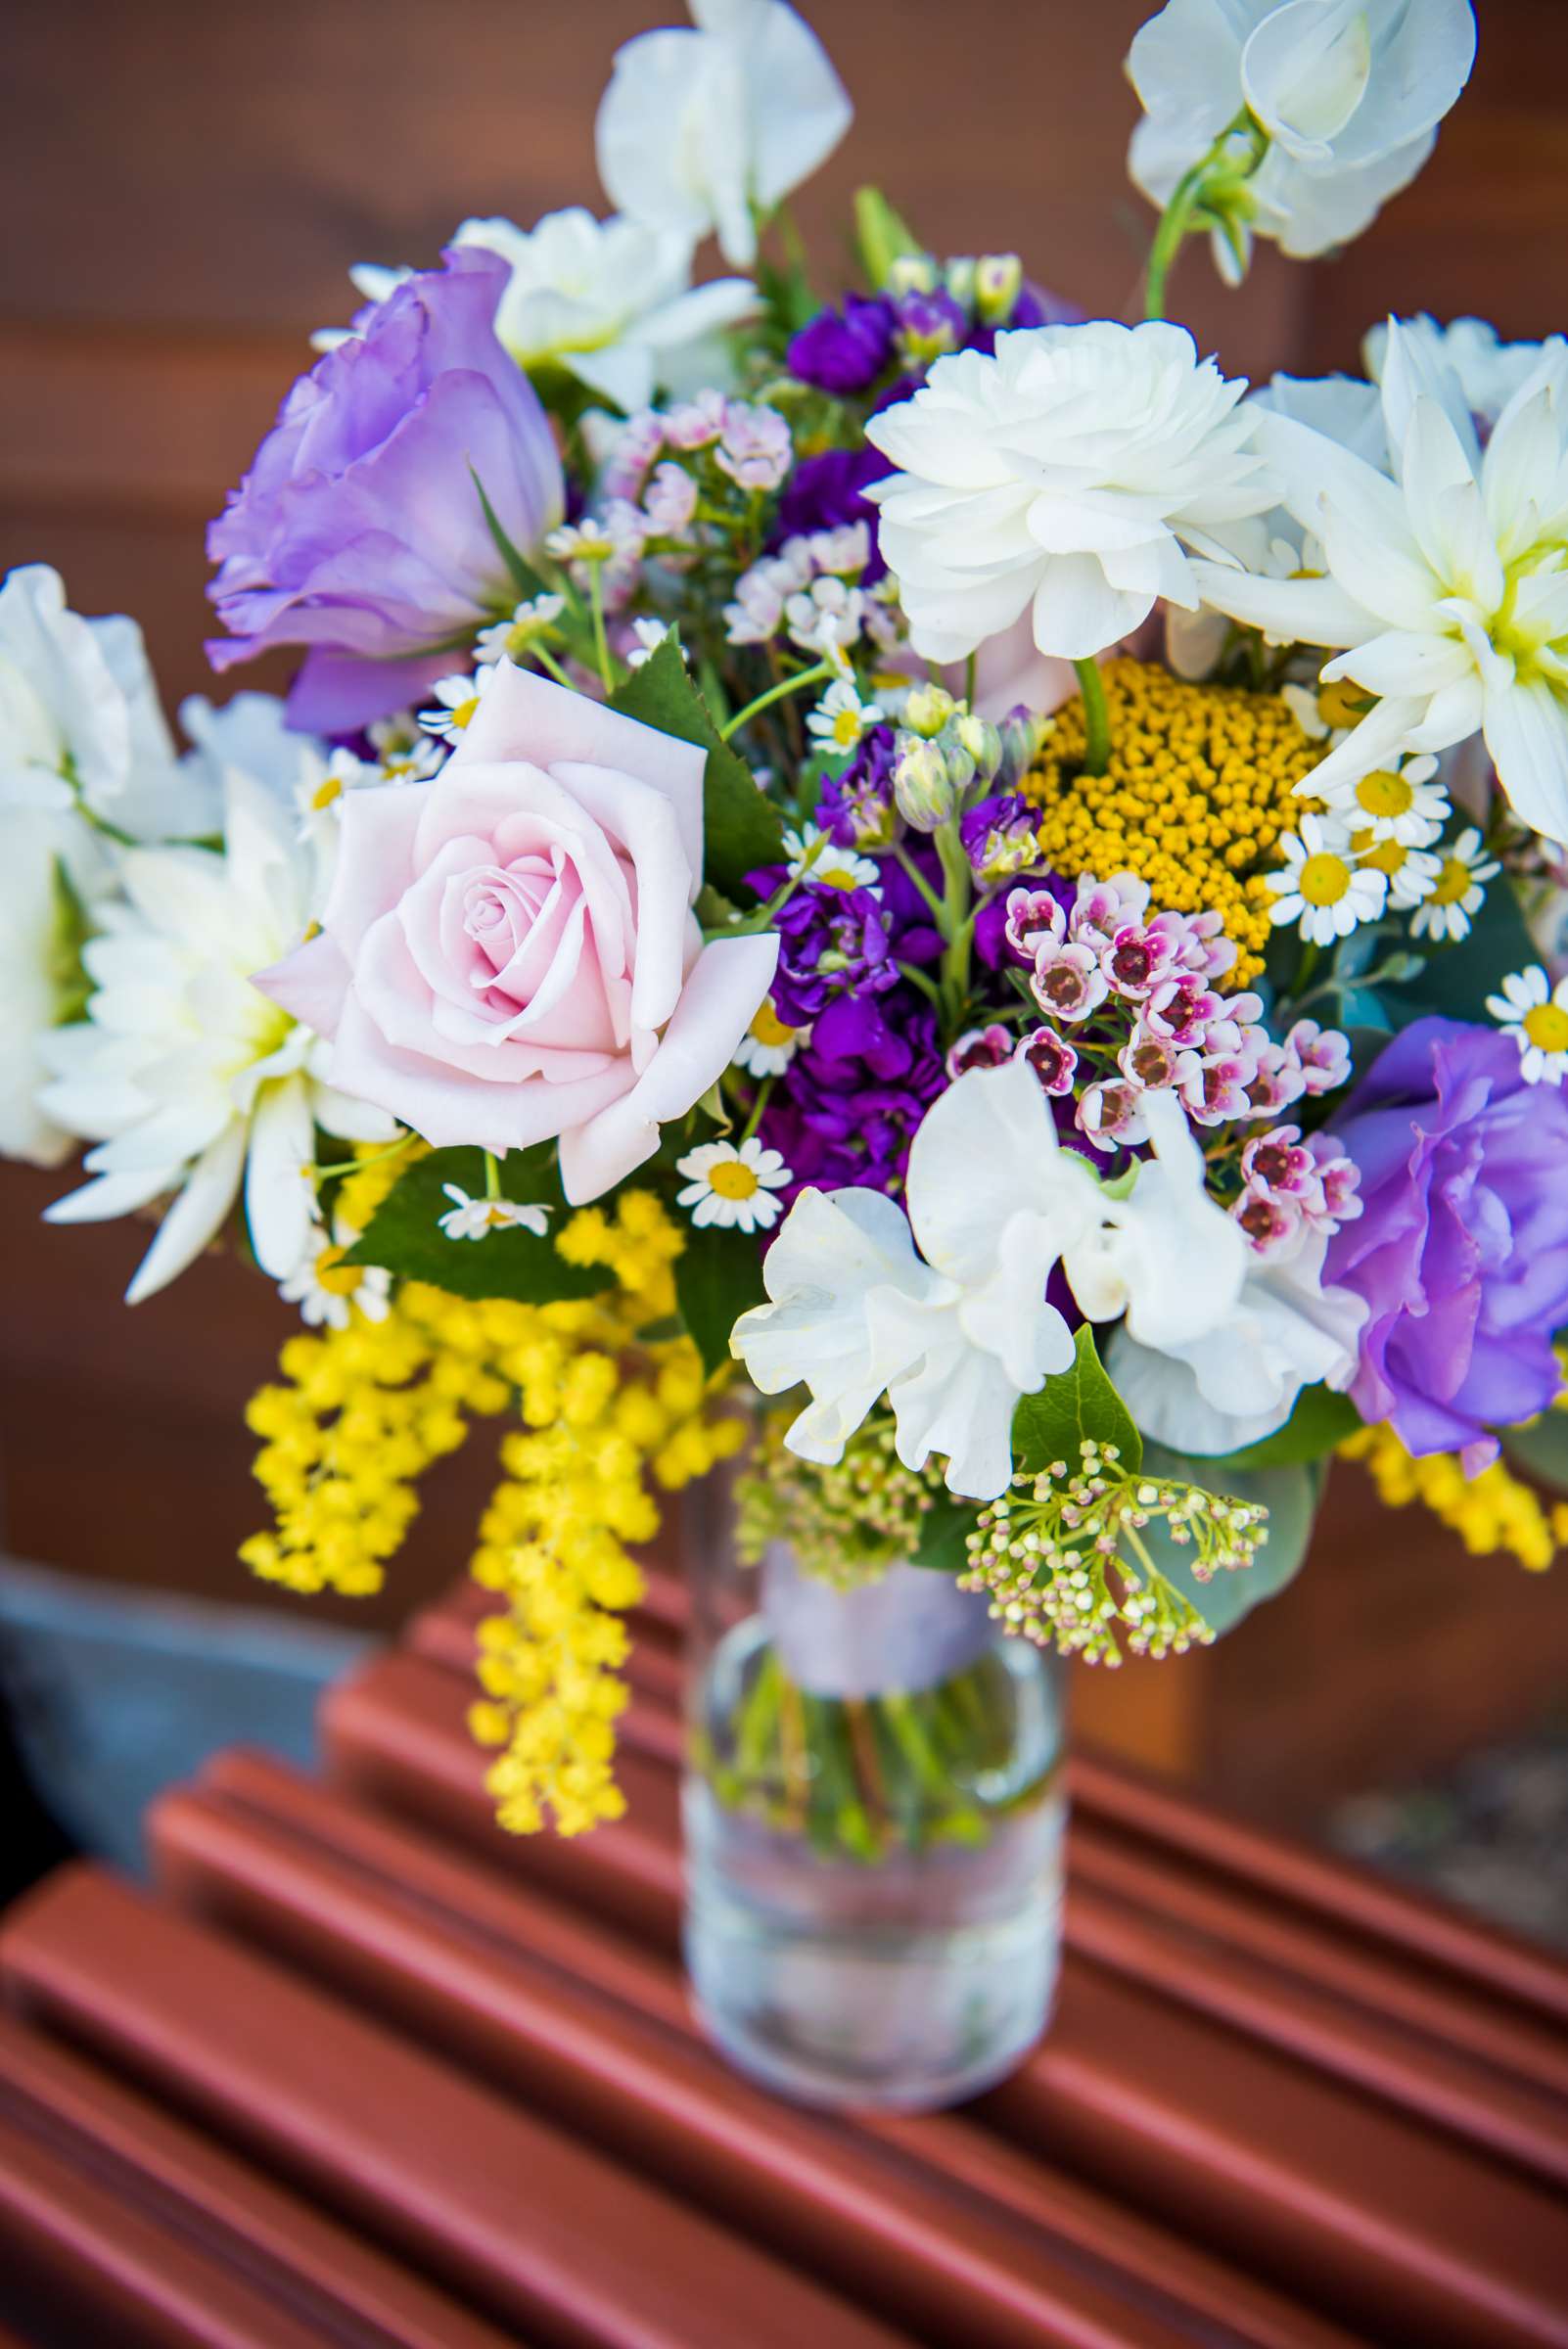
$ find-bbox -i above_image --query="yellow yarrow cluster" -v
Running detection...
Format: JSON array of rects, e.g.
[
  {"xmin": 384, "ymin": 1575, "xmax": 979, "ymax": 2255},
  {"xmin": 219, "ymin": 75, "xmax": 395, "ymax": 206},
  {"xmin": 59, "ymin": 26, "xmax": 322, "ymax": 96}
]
[
  {"xmin": 243, "ymin": 1175, "xmax": 743, "ymax": 1836},
  {"xmin": 1340, "ymin": 1424, "xmax": 1568, "ymax": 1573},
  {"xmin": 1022, "ymin": 659, "xmax": 1324, "ymax": 982}
]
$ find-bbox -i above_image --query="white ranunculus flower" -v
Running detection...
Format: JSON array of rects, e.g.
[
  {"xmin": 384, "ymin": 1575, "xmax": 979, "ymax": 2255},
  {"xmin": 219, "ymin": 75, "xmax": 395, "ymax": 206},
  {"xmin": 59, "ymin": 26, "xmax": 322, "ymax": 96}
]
[
  {"xmin": 0, "ymin": 810, "xmax": 108, "ymax": 1168},
  {"xmin": 1108, "ymin": 1230, "xmax": 1365, "ymax": 1454},
  {"xmin": 731, "ymin": 1061, "xmax": 1246, "ymax": 1500},
  {"xmin": 862, "ymin": 323, "xmax": 1275, "ymax": 665},
  {"xmin": 1128, "ymin": 0, "xmax": 1476, "ymax": 277},
  {"xmin": 449, "ymin": 209, "xmax": 758, "ymax": 410},
  {"xmin": 38, "ymin": 769, "xmax": 395, "ymax": 1304},
  {"xmin": 1190, "ymin": 320, "xmax": 1568, "ymax": 845},
  {"xmin": 1363, "ymin": 314, "xmax": 1547, "ymax": 432},
  {"xmin": 595, "ymin": 0, "xmax": 852, "ymax": 269}
]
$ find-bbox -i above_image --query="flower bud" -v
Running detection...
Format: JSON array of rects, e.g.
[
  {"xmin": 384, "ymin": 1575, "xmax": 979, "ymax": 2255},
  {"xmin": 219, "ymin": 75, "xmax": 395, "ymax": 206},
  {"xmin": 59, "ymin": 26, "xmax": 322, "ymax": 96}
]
[
  {"xmin": 950, "ymin": 712, "xmax": 1002, "ymax": 786},
  {"xmin": 974, "ymin": 253, "xmax": 1023, "ymax": 324},
  {"xmin": 887, "ymin": 253, "xmax": 938, "ymax": 299},
  {"xmin": 943, "ymin": 256, "xmax": 978, "ymax": 311},
  {"xmin": 996, "ymin": 706, "xmax": 1052, "ymax": 789},
  {"xmin": 901, "ymin": 682, "xmax": 956, "ymax": 739},
  {"xmin": 892, "ymin": 734, "xmax": 960, "ymax": 832}
]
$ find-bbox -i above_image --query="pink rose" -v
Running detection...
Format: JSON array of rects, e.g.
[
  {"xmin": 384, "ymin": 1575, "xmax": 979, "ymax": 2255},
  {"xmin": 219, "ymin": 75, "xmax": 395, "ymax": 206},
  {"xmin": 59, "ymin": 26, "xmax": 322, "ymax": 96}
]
[{"xmin": 254, "ymin": 664, "xmax": 779, "ymax": 1202}]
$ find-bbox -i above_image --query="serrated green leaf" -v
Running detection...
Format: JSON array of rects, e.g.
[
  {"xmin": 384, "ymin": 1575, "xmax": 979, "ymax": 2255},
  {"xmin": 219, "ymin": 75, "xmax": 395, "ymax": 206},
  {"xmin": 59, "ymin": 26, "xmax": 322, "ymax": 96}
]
[
  {"xmin": 1137, "ymin": 1443, "xmax": 1323, "ymax": 1635},
  {"xmin": 1200, "ymin": 1383, "xmax": 1361, "ymax": 1473},
  {"xmin": 608, "ymin": 639, "xmax": 785, "ymax": 899},
  {"xmin": 671, "ymin": 1218, "xmax": 768, "ymax": 1377},
  {"xmin": 1012, "ymin": 1324, "xmax": 1142, "ymax": 1478},
  {"xmin": 342, "ymin": 1146, "xmax": 606, "ymax": 1305}
]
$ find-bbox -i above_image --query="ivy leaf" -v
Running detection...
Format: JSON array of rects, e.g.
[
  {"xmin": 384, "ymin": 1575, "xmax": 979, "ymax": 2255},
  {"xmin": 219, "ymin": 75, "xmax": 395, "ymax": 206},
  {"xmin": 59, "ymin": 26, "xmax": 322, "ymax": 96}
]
[
  {"xmin": 1137, "ymin": 1444, "xmax": 1323, "ymax": 1635},
  {"xmin": 1201, "ymin": 1383, "xmax": 1361, "ymax": 1473},
  {"xmin": 671, "ymin": 1218, "xmax": 768, "ymax": 1377},
  {"xmin": 342, "ymin": 1146, "xmax": 606, "ymax": 1304},
  {"xmin": 1011, "ymin": 1324, "xmax": 1142, "ymax": 1478},
  {"xmin": 608, "ymin": 638, "xmax": 785, "ymax": 899}
]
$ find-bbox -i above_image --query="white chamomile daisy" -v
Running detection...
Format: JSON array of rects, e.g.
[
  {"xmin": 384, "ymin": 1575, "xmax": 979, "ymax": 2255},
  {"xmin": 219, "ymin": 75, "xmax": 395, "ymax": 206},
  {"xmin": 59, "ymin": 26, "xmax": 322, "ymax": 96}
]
[
  {"xmin": 1281, "ymin": 675, "xmax": 1371, "ymax": 746},
  {"xmin": 544, "ymin": 519, "xmax": 617, "ymax": 563},
  {"xmin": 279, "ymin": 1222, "xmax": 392, "ymax": 1330},
  {"xmin": 1267, "ymin": 813, "xmax": 1387, "ymax": 946},
  {"xmin": 437, "ymin": 1183, "xmax": 552, "ymax": 1242},
  {"xmin": 475, "ymin": 594, "xmax": 567, "ymax": 668},
  {"xmin": 366, "ymin": 715, "xmax": 444, "ymax": 784},
  {"xmin": 1486, "ymin": 965, "xmax": 1568, "ymax": 1086},
  {"xmin": 806, "ymin": 679, "xmax": 884, "ymax": 759},
  {"xmin": 1352, "ymin": 831, "xmax": 1441, "ymax": 913},
  {"xmin": 782, "ymin": 820, "xmax": 879, "ymax": 895},
  {"xmin": 297, "ymin": 745, "xmax": 373, "ymax": 842},
  {"xmin": 419, "ymin": 667, "xmax": 497, "ymax": 746},
  {"xmin": 733, "ymin": 999, "xmax": 808, "ymax": 1078},
  {"xmin": 1320, "ymin": 756, "xmax": 1450, "ymax": 850},
  {"xmin": 626, "ymin": 618, "xmax": 686, "ymax": 671},
  {"xmin": 1409, "ymin": 828, "xmax": 1500, "ymax": 945},
  {"xmin": 674, "ymin": 1136, "xmax": 791, "ymax": 1233}
]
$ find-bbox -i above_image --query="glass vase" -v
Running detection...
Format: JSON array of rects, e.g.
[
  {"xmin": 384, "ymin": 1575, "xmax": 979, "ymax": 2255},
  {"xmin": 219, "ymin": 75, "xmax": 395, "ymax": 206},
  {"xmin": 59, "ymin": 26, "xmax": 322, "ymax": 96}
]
[{"xmin": 682, "ymin": 1517, "xmax": 1067, "ymax": 2112}]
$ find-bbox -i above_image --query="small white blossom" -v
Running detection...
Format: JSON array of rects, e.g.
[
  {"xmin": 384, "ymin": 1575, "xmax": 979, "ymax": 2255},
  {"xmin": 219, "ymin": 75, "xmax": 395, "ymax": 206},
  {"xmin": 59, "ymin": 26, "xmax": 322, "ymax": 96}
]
[
  {"xmin": 625, "ymin": 618, "xmax": 685, "ymax": 670},
  {"xmin": 674, "ymin": 1135, "xmax": 791, "ymax": 1232},
  {"xmin": 1268, "ymin": 813, "xmax": 1388, "ymax": 944},
  {"xmin": 1408, "ymin": 825, "xmax": 1498, "ymax": 943},
  {"xmin": 418, "ymin": 668, "xmax": 497, "ymax": 746},
  {"xmin": 1487, "ymin": 965, "xmax": 1568, "ymax": 1086},
  {"xmin": 781, "ymin": 821, "xmax": 880, "ymax": 895},
  {"xmin": 437, "ymin": 1183, "xmax": 552, "ymax": 1242},
  {"xmin": 1317, "ymin": 752, "xmax": 1449, "ymax": 846},
  {"xmin": 1356, "ymin": 833, "xmax": 1441, "ymax": 912},
  {"xmin": 543, "ymin": 519, "xmax": 619, "ymax": 564},
  {"xmin": 475, "ymin": 594, "xmax": 567, "ymax": 668},
  {"xmin": 806, "ymin": 679, "xmax": 884, "ymax": 758},
  {"xmin": 785, "ymin": 576, "xmax": 864, "ymax": 666},
  {"xmin": 279, "ymin": 1221, "xmax": 392, "ymax": 1329},
  {"xmin": 732, "ymin": 999, "xmax": 807, "ymax": 1077}
]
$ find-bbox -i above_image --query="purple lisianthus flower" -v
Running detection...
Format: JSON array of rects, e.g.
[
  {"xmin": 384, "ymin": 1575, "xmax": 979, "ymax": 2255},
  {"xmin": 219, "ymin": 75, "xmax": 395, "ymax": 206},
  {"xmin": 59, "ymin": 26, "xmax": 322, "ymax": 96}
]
[
  {"xmin": 761, "ymin": 876, "xmax": 898, "ymax": 1028},
  {"xmin": 761, "ymin": 991, "xmax": 945, "ymax": 1202},
  {"xmin": 1327, "ymin": 1016, "xmax": 1568, "ymax": 1472},
  {"xmin": 787, "ymin": 292, "xmax": 896, "ymax": 392},
  {"xmin": 207, "ymin": 248, "xmax": 564, "ymax": 733}
]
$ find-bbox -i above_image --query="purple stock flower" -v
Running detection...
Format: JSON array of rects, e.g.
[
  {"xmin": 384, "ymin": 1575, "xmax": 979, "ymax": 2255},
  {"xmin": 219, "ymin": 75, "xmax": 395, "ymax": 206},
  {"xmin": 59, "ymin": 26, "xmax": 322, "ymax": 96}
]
[
  {"xmin": 816, "ymin": 724, "xmax": 899, "ymax": 849},
  {"xmin": 774, "ymin": 447, "xmax": 892, "ymax": 580},
  {"xmin": 787, "ymin": 292, "xmax": 896, "ymax": 392},
  {"xmin": 764, "ymin": 877, "xmax": 898, "ymax": 1027},
  {"xmin": 761, "ymin": 991, "xmax": 946, "ymax": 1202},
  {"xmin": 1327, "ymin": 1016, "xmax": 1568, "ymax": 1471},
  {"xmin": 207, "ymin": 248, "xmax": 564, "ymax": 732},
  {"xmin": 959, "ymin": 792, "xmax": 1040, "ymax": 885}
]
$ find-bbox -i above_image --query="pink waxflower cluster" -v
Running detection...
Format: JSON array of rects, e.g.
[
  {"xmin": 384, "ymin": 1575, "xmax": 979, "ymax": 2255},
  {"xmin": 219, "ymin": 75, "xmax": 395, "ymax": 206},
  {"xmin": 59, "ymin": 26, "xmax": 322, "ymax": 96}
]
[
  {"xmin": 603, "ymin": 392, "xmax": 794, "ymax": 511},
  {"xmin": 1232, "ymin": 1126, "xmax": 1362, "ymax": 1260},
  {"xmin": 1000, "ymin": 873, "xmax": 1352, "ymax": 1153},
  {"xmin": 723, "ymin": 523, "xmax": 896, "ymax": 663}
]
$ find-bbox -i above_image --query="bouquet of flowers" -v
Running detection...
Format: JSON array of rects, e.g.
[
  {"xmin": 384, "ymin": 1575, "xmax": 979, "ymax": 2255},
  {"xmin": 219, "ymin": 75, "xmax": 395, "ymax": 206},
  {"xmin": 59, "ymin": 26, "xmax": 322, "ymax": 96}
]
[{"xmin": 6, "ymin": 0, "xmax": 1564, "ymax": 2096}]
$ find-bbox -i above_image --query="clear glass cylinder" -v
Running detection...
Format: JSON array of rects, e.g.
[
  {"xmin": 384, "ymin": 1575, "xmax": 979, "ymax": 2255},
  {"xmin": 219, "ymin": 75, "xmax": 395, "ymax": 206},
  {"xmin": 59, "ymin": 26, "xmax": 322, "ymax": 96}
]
[{"xmin": 682, "ymin": 1498, "xmax": 1067, "ymax": 2112}]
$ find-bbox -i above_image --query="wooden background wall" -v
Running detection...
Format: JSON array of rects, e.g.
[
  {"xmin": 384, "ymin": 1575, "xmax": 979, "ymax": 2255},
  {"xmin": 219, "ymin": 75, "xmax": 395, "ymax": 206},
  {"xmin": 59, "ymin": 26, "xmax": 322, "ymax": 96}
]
[{"xmin": 3, "ymin": 0, "xmax": 1568, "ymax": 1818}]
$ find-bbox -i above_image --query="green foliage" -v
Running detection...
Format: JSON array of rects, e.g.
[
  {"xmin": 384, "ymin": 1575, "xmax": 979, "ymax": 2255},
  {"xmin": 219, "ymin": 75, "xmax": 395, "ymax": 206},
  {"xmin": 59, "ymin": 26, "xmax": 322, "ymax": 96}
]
[
  {"xmin": 470, "ymin": 466, "xmax": 554, "ymax": 605},
  {"xmin": 608, "ymin": 638, "xmax": 785, "ymax": 899},
  {"xmin": 342, "ymin": 1146, "xmax": 606, "ymax": 1304},
  {"xmin": 1501, "ymin": 1408, "xmax": 1568, "ymax": 1497},
  {"xmin": 1012, "ymin": 1324, "xmax": 1143, "ymax": 1477},
  {"xmin": 1202, "ymin": 1383, "xmax": 1361, "ymax": 1472},
  {"xmin": 853, "ymin": 186, "xmax": 925, "ymax": 288},
  {"xmin": 909, "ymin": 1490, "xmax": 980, "ymax": 1574},
  {"xmin": 1138, "ymin": 1443, "xmax": 1323, "ymax": 1635},
  {"xmin": 671, "ymin": 1218, "xmax": 768, "ymax": 1377},
  {"xmin": 49, "ymin": 855, "xmax": 94, "ymax": 1024},
  {"xmin": 1381, "ymin": 861, "xmax": 1537, "ymax": 1030}
]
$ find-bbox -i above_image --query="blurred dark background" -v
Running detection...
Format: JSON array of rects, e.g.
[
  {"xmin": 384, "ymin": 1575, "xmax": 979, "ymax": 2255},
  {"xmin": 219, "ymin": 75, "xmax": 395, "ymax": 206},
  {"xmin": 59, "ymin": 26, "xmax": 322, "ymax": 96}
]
[{"xmin": 3, "ymin": 0, "xmax": 1568, "ymax": 1917}]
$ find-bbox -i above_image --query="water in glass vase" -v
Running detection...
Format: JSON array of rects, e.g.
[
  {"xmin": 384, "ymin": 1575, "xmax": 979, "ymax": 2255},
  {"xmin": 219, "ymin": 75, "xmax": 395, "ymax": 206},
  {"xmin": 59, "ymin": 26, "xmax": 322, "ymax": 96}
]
[{"xmin": 683, "ymin": 1551, "xmax": 1066, "ymax": 2111}]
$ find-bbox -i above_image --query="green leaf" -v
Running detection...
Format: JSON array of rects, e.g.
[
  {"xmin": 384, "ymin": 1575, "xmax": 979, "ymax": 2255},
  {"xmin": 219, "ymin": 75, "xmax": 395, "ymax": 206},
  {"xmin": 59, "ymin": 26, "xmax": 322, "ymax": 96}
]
[
  {"xmin": 1201, "ymin": 1383, "xmax": 1361, "ymax": 1473},
  {"xmin": 671, "ymin": 1218, "xmax": 768, "ymax": 1377},
  {"xmin": 908, "ymin": 1491, "xmax": 980, "ymax": 1574},
  {"xmin": 1011, "ymin": 1325, "xmax": 1142, "ymax": 1478},
  {"xmin": 49, "ymin": 855, "xmax": 94, "ymax": 1024},
  {"xmin": 342, "ymin": 1147, "xmax": 607, "ymax": 1305},
  {"xmin": 853, "ymin": 186, "xmax": 926, "ymax": 288},
  {"xmin": 1501, "ymin": 1408, "xmax": 1568, "ymax": 1497},
  {"xmin": 1138, "ymin": 1443, "xmax": 1324, "ymax": 1635},
  {"xmin": 469, "ymin": 465, "xmax": 551, "ymax": 604},
  {"xmin": 608, "ymin": 638, "xmax": 785, "ymax": 899}
]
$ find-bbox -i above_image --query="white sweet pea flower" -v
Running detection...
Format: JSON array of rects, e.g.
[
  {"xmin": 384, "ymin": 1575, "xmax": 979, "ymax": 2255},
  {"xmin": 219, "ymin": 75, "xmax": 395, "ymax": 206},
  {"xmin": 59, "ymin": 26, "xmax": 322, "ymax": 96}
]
[
  {"xmin": 1363, "ymin": 314, "xmax": 1546, "ymax": 432},
  {"xmin": 448, "ymin": 209, "xmax": 758, "ymax": 410},
  {"xmin": 732, "ymin": 1060, "xmax": 1246, "ymax": 1499},
  {"xmin": 0, "ymin": 566, "xmax": 210, "ymax": 839},
  {"xmin": 37, "ymin": 769, "xmax": 395, "ymax": 1304},
  {"xmin": 1109, "ymin": 1230, "xmax": 1365, "ymax": 1455},
  {"xmin": 1190, "ymin": 322, "xmax": 1568, "ymax": 846},
  {"xmin": 595, "ymin": 0, "xmax": 853, "ymax": 269},
  {"xmin": 1128, "ymin": 1, "xmax": 1476, "ymax": 278},
  {"xmin": 863, "ymin": 324, "xmax": 1275, "ymax": 666}
]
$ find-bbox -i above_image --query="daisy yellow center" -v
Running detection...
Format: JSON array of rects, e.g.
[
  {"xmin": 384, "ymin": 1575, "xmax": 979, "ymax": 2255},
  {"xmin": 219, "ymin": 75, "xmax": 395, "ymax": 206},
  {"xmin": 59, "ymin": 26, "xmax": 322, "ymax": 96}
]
[
  {"xmin": 311, "ymin": 774, "xmax": 344, "ymax": 811},
  {"xmin": 1431, "ymin": 856, "xmax": 1474, "ymax": 906},
  {"xmin": 1299, "ymin": 852, "xmax": 1353, "ymax": 907},
  {"xmin": 450, "ymin": 697, "xmax": 481, "ymax": 730},
  {"xmin": 750, "ymin": 1002, "xmax": 796, "ymax": 1047},
  {"xmin": 1355, "ymin": 768, "xmax": 1412, "ymax": 818},
  {"xmin": 482, "ymin": 1202, "xmax": 515, "ymax": 1226},
  {"xmin": 832, "ymin": 708, "xmax": 863, "ymax": 749},
  {"xmin": 314, "ymin": 1245, "xmax": 362, "ymax": 1298},
  {"xmin": 1353, "ymin": 832, "xmax": 1407, "ymax": 876},
  {"xmin": 817, "ymin": 866, "xmax": 857, "ymax": 891},
  {"xmin": 708, "ymin": 1162, "xmax": 761, "ymax": 1202},
  {"xmin": 1524, "ymin": 1003, "xmax": 1568, "ymax": 1054},
  {"xmin": 1316, "ymin": 678, "xmax": 1369, "ymax": 728}
]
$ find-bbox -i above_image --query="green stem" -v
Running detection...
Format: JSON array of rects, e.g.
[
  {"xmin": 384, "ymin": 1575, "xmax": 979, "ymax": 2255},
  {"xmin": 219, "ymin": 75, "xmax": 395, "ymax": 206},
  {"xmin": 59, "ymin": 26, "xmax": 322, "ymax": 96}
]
[
  {"xmin": 935, "ymin": 820, "xmax": 976, "ymax": 1032},
  {"xmin": 964, "ymin": 650, "xmax": 978, "ymax": 709},
  {"xmin": 739, "ymin": 1077, "xmax": 774, "ymax": 1144},
  {"xmin": 589, "ymin": 566, "xmax": 615, "ymax": 694},
  {"xmin": 896, "ymin": 959, "xmax": 944, "ymax": 1006},
  {"xmin": 532, "ymin": 644, "xmax": 574, "ymax": 689},
  {"xmin": 720, "ymin": 660, "xmax": 833, "ymax": 742},
  {"xmin": 1074, "ymin": 658, "xmax": 1112, "ymax": 776},
  {"xmin": 313, "ymin": 1131, "xmax": 415, "ymax": 1183},
  {"xmin": 484, "ymin": 1148, "xmax": 502, "ymax": 1201},
  {"xmin": 1142, "ymin": 107, "xmax": 1260, "ymax": 320},
  {"xmin": 892, "ymin": 844, "xmax": 948, "ymax": 927}
]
